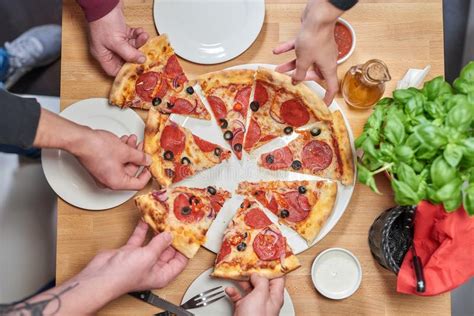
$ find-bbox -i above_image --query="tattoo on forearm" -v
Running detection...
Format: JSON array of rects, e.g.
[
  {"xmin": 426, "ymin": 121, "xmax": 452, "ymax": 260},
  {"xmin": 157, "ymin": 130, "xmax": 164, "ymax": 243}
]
[{"xmin": 0, "ymin": 282, "xmax": 79, "ymax": 316}]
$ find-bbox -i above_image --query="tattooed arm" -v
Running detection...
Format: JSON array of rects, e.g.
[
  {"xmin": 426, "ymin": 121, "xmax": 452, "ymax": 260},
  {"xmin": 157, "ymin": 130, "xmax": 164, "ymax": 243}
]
[{"xmin": 0, "ymin": 221, "xmax": 188, "ymax": 315}]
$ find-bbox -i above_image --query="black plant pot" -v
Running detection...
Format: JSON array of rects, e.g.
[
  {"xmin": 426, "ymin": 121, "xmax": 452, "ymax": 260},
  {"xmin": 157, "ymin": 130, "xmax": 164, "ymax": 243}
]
[{"xmin": 368, "ymin": 205, "xmax": 415, "ymax": 274}]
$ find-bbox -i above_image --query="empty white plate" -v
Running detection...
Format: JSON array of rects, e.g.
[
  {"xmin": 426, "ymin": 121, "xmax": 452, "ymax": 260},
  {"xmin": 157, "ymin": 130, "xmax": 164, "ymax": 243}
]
[
  {"xmin": 41, "ymin": 98, "xmax": 145, "ymax": 210},
  {"xmin": 153, "ymin": 0, "xmax": 265, "ymax": 64}
]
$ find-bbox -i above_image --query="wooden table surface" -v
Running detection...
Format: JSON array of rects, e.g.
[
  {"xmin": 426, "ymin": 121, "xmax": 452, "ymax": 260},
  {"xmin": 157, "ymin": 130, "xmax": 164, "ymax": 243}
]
[{"xmin": 59, "ymin": 0, "xmax": 449, "ymax": 314}]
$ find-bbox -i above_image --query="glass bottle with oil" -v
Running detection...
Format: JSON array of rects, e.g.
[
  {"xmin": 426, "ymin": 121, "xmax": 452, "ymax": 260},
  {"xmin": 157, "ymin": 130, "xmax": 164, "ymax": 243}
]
[{"xmin": 341, "ymin": 59, "xmax": 391, "ymax": 109}]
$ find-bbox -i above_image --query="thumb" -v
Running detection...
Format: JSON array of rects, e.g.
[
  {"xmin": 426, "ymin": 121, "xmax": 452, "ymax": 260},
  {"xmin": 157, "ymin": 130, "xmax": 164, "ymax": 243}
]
[
  {"xmin": 147, "ymin": 232, "xmax": 173, "ymax": 257},
  {"xmin": 125, "ymin": 147, "xmax": 152, "ymax": 166},
  {"xmin": 112, "ymin": 41, "xmax": 146, "ymax": 64},
  {"xmin": 292, "ymin": 59, "xmax": 311, "ymax": 84},
  {"xmin": 250, "ymin": 274, "xmax": 269, "ymax": 292}
]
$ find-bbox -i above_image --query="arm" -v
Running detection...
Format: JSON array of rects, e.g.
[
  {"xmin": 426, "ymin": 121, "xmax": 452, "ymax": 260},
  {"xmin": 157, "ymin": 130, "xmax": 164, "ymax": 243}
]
[
  {"xmin": 1, "ymin": 221, "xmax": 188, "ymax": 315},
  {"xmin": 274, "ymin": 0, "xmax": 357, "ymax": 105}
]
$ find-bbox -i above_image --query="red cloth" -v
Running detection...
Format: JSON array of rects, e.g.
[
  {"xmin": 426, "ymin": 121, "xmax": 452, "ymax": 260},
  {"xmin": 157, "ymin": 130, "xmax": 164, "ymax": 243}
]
[
  {"xmin": 76, "ymin": 0, "xmax": 119, "ymax": 22},
  {"xmin": 397, "ymin": 200, "xmax": 474, "ymax": 296}
]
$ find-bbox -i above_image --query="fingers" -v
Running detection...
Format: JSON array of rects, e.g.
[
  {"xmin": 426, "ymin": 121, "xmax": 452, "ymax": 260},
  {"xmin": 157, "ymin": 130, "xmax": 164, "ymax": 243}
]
[
  {"xmin": 126, "ymin": 220, "xmax": 149, "ymax": 247},
  {"xmin": 269, "ymin": 277, "xmax": 285, "ymax": 300},
  {"xmin": 225, "ymin": 287, "xmax": 243, "ymax": 303},
  {"xmin": 249, "ymin": 274, "xmax": 269, "ymax": 292},
  {"xmin": 130, "ymin": 27, "xmax": 149, "ymax": 48},
  {"xmin": 111, "ymin": 41, "xmax": 146, "ymax": 64},
  {"xmin": 125, "ymin": 146, "xmax": 152, "ymax": 166},
  {"xmin": 147, "ymin": 232, "xmax": 172, "ymax": 257},
  {"xmin": 158, "ymin": 246, "xmax": 177, "ymax": 263},
  {"xmin": 293, "ymin": 58, "xmax": 312, "ymax": 84},
  {"xmin": 120, "ymin": 168, "xmax": 151, "ymax": 190},
  {"xmin": 275, "ymin": 59, "xmax": 296, "ymax": 74},
  {"xmin": 273, "ymin": 39, "xmax": 295, "ymax": 55},
  {"xmin": 237, "ymin": 281, "xmax": 253, "ymax": 293},
  {"xmin": 320, "ymin": 67, "xmax": 339, "ymax": 105}
]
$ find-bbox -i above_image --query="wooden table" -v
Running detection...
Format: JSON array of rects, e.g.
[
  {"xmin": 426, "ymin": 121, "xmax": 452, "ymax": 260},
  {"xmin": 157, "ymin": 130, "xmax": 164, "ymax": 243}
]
[{"xmin": 59, "ymin": 0, "xmax": 449, "ymax": 314}]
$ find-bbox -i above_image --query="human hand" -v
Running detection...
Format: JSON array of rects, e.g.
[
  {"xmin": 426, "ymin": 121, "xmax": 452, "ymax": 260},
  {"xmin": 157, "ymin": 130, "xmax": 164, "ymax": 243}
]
[
  {"xmin": 273, "ymin": 0, "xmax": 343, "ymax": 105},
  {"xmin": 226, "ymin": 274, "xmax": 285, "ymax": 316},
  {"xmin": 72, "ymin": 130, "xmax": 152, "ymax": 190},
  {"xmin": 88, "ymin": 1, "xmax": 149, "ymax": 76}
]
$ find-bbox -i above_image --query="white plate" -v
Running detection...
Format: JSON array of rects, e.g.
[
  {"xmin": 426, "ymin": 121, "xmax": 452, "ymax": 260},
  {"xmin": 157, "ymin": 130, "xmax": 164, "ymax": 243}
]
[
  {"xmin": 153, "ymin": 0, "xmax": 265, "ymax": 64},
  {"xmin": 169, "ymin": 64, "xmax": 356, "ymax": 255},
  {"xmin": 41, "ymin": 98, "xmax": 145, "ymax": 210},
  {"xmin": 182, "ymin": 268, "xmax": 295, "ymax": 316}
]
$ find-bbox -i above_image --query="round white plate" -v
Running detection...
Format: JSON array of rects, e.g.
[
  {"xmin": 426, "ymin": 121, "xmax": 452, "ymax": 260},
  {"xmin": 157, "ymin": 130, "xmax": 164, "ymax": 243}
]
[
  {"xmin": 41, "ymin": 98, "xmax": 145, "ymax": 210},
  {"xmin": 182, "ymin": 268, "xmax": 295, "ymax": 316},
  {"xmin": 170, "ymin": 64, "xmax": 356, "ymax": 255},
  {"xmin": 153, "ymin": 0, "xmax": 265, "ymax": 64}
]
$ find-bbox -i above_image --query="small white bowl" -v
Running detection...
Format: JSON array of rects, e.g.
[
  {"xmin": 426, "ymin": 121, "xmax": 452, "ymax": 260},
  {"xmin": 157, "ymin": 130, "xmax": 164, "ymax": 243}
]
[
  {"xmin": 311, "ymin": 247, "xmax": 362, "ymax": 300},
  {"xmin": 336, "ymin": 17, "xmax": 356, "ymax": 64}
]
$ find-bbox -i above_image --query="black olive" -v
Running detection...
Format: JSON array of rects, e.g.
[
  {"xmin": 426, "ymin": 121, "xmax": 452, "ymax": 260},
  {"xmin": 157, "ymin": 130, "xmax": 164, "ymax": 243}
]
[
  {"xmin": 219, "ymin": 119, "xmax": 228, "ymax": 129},
  {"xmin": 214, "ymin": 147, "xmax": 222, "ymax": 157},
  {"xmin": 167, "ymin": 102, "xmax": 174, "ymax": 109},
  {"xmin": 181, "ymin": 206, "xmax": 191, "ymax": 215},
  {"xmin": 224, "ymin": 131, "xmax": 234, "ymax": 141},
  {"xmin": 186, "ymin": 86, "xmax": 195, "ymax": 95},
  {"xmin": 284, "ymin": 126, "xmax": 293, "ymax": 135},
  {"xmin": 280, "ymin": 209, "xmax": 290, "ymax": 218},
  {"xmin": 250, "ymin": 101, "xmax": 260, "ymax": 112},
  {"xmin": 234, "ymin": 143, "xmax": 242, "ymax": 152},
  {"xmin": 240, "ymin": 202, "xmax": 245, "ymax": 208},
  {"xmin": 189, "ymin": 196, "xmax": 199, "ymax": 205},
  {"xmin": 152, "ymin": 97, "xmax": 162, "ymax": 106},
  {"xmin": 181, "ymin": 157, "xmax": 191, "ymax": 165},
  {"xmin": 163, "ymin": 150, "xmax": 174, "ymax": 161},
  {"xmin": 298, "ymin": 186, "xmax": 307, "ymax": 194},
  {"xmin": 291, "ymin": 160, "xmax": 302, "ymax": 170},
  {"xmin": 265, "ymin": 154, "xmax": 275, "ymax": 164},
  {"xmin": 207, "ymin": 186, "xmax": 217, "ymax": 195},
  {"xmin": 310, "ymin": 128, "xmax": 321, "ymax": 137},
  {"xmin": 165, "ymin": 168, "xmax": 175, "ymax": 178},
  {"xmin": 237, "ymin": 242, "xmax": 247, "ymax": 251},
  {"xmin": 243, "ymin": 232, "xmax": 248, "ymax": 239}
]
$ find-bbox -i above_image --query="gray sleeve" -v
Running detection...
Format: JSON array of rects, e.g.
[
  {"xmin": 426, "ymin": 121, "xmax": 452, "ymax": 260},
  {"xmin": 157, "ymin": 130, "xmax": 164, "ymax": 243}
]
[
  {"xmin": 0, "ymin": 89, "xmax": 41, "ymax": 148},
  {"xmin": 329, "ymin": 0, "xmax": 358, "ymax": 11}
]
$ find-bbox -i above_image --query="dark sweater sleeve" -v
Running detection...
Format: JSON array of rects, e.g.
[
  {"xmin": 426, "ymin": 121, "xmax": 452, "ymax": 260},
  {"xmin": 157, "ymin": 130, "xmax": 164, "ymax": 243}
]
[
  {"xmin": 0, "ymin": 89, "xmax": 41, "ymax": 148},
  {"xmin": 76, "ymin": 0, "xmax": 120, "ymax": 22},
  {"xmin": 329, "ymin": 0, "xmax": 358, "ymax": 11}
]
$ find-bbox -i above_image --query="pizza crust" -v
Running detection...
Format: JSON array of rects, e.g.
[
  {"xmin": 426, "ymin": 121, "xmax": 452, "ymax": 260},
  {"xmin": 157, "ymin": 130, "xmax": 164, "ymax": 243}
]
[
  {"xmin": 331, "ymin": 110, "xmax": 355, "ymax": 185},
  {"xmin": 199, "ymin": 69, "xmax": 255, "ymax": 94}
]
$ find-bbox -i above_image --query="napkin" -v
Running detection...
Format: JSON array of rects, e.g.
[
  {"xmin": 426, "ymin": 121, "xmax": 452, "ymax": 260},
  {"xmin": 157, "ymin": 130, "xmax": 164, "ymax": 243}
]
[
  {"xmin": 397, "ymin": 200, "xmax": 474, "ymax": 296},
  {"xmin": 397, "ymin": 65, "xmax": 431, "ymax": 89}
]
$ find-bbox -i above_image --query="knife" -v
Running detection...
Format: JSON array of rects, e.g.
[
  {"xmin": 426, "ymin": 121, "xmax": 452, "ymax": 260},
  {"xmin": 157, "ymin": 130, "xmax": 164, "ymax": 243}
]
[{"xmin": 129, "ymin": 291, "xmax": 194, "ymax": 316}]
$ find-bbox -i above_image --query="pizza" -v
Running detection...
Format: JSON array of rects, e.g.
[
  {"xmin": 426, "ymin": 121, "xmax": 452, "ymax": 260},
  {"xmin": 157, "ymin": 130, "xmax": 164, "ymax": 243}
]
[
  {"xmin": 236, "ymin": 180, "xmax": 337, "ymax": 244},
  {"xmin": 212, "ymin": 199, "xmax": 300, "ymax": 280},
  {"xmin": 144, "ymin": 108, "xmax": 231, "ymax": 188},
  {"xmin": 135, "ymin": 186, "xmax": 231, "ymax": 258},
  {"xmin": 199, "ymin": 69, "xmax": 255, "ymax": 159},
  {"xmin": 243, "ymin": 67, "xmax": 332, "ymax": 153},
  {"xmin": 109, "ymin": 34, "xmax": 210, "ymax": 119},
  {"xmin": 258, "ymin": 110, "xmax": 354, "ymax": 185}
]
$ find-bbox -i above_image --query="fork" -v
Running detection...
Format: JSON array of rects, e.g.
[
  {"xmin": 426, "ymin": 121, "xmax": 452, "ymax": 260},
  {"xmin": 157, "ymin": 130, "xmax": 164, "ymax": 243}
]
[{"xmin": 154, "ymin": 286, "xmax": 226, "ymax": 315}]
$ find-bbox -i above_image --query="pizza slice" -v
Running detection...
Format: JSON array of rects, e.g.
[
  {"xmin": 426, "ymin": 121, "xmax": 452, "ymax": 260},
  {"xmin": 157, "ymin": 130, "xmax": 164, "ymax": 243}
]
[
  {"xmin": 236, "ymin": 180, "xmax": 337, "ymax": 244},
  {"xmin": 199, "ymin": 69, "xmax": 255, "ymax": 159},
  {"xmin": 258, "ymin": 111, "xmax": 354, "ymax": 185},
  {"xmin": 135, "ymin": 186, "xmax": 231, "ymax": 258},
  {"xmin": 212, "ymin": 199, "xmax": 300, "ymax": 280},
  {"xmin": 109, "ymin": 34, "xmax": 210, "ymax": 119},
  {"xmin": 244, "ymin": 67, "xmax": 332, "ymax": 153},
  {"xmin": 145, "ymin": 108, "xmax": 231, "ymax": 188}
]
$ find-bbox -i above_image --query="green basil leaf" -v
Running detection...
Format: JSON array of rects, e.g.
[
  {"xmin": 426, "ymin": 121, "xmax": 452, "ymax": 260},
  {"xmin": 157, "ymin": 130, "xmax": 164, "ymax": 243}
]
[
  {"xmin": 396, "ymin": 163, "xmax": 419, "ymax": 192},
  {"xmin": 454, "ymin": 61, "xmax": 474, "ymax": 94},
  {"xmin": 383, "ymin": 116, "xmax": 405, "ymax": 146},
  {"xmin": 422, "ymin": 76, "xmax": 452, "ymax": 100},
  {"xmin": 464, "ymin": 184, "xmax": 474, "ymax": 216},
  {"xmin": 392, "ymin": 179, "xmax": 421, "ymax": 205},
  {"xmin": 355, "ymin": 133, "xmax": 367, "ymax": 149},
  {"xmin": 443, "ymin": 144, "xmax": 464, "ymax": 167},
  {"xmin": 430, "ymin": 156, "xmax": 458, "ymax": 188},
  {"xmin": 367, "ymin": 128, "xmax": 381, "ymax": 144},
  {"xmin": 443, "ymin": 193, "xmax": 462, "ymax": 212},
  {"xmin": 379, "ymin": 142, "xmax": 396, "ymax": 162},
  {"xmin": 405, "ymin": 133, "xmax": 420, "ymax": 149},
  {"xmin": 393, "ymin": 89, "xmax": 416, "ymax": 104},
  {"xmin": 443, "ymin": 94, "xmax": 468, "ymax": 112},
  {"xmin": 414, "ymin": 124, "xmax": 447, "ymax": 149},
  {"xmin": 404, "ymin": 92, "xmax": 425, "ymax": 116},
  {"xmin": 416, "ymin": 145, "xmax": 439, "ymax": 160},
  {"xmin": 360, "ymin": 137, "xmax": 379, "ymax": 160},
  {"xmin": 435, "ymin": 177, "xmax": 463, "ymax": 201},
  {"xmin": 376, "ymin": 97, "xmax": 394, "ymax": 106},
  {"xmin": 367, "ymin": 105, "xmax": 386, "ymax": 130},
  {"xmin": 361, "ymin": 154, "xmax": 384, "ymax": 171},
  {"xmin": 424, "ymin": 100, "xmax": 445, "ymax": 120},
  {"xmin": 446, "ymin": 103, "xmax": 473, "ymax": 131},
  {"xmin": 462, "ymin": 138, "xmax": 474, "ymax": 167},
  {"xmin": 395, "ymin": 145, "xmax": 414, "ymax": 163},
  {"xmin": 427, "ymin": 184, "xmax": 442, "ymax": 204},
  {"xmin": 357, "ymin": 163, "xmax": 381, "ymax": 194},
  {"xmin": 412, "ymin": 159, "xmax": 425, "ymax": 173}
]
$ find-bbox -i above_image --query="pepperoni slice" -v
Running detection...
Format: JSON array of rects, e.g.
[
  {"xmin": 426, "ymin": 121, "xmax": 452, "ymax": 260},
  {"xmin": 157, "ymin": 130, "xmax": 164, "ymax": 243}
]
[
  {"xmin": 207, "ymin": 96, "xmax": 227, "ymax": 120},
  {"xmin": 193, "ymin": 135, "xmax": 217, "ymax": 152},
  {"xmin": 254, "ymin": 82, "xmax": 268, "ymax": 106},
  {"xmin": 260, "ymin": 134, "xmax": 277, "ymax": 142},
  {"xmin": 253, "ymin": 228, "xmax": 285, "ymax": 261},
  {"xmin": 235, "ymin": 86, "xmax": 251, "ymax": 117},
  {"xmin": 164, "ymin": 55, "xmax": 184, "ymax": 77},
  {"xmin": 160, "ymin": 124, "xmax": 186, "ymax": 155},
  {"xmin": 231, "ymin": 129, "xmax": 244, "ymax": 160},
  {"xmin": 155, "ymin": 77, "xmax": 169, "ymax": 99},
  {"xmin": 216, "ymin": 239, "xmax": 231, "ymax": 263},
  {"xmin": 244, "ymin": 118, "xmax": 261, "ymax": 151},
  {"xmin": 172, "ymin": 98, "xmax": 196, "ymax": 114},
  {"xmin": 210, "ymin": 194, "xmax": 226, "ymax": 213},
  {"xmin": 173, "ymin": 163, "xmax": 193, "ymax": 183},
  {"xmin": 136, "ymin": 72, "xmax": 161, "ymax": 102},
  {"xmin": 244, "ymin": 208, "xmax": 272, "ymax": 229},
  {"xmin": 261, "ymin": 146, "xmax": 293, "ymax": 170},
  {"xmin": 173, "ymin": 193, "xmax": 204, "ymax": 223},
  {"xmin": 267, "ymin": 196, "xmax": 279, "ymax": 214},
  {"xmin": 301, "ymin": 140, "xmax": 333, "ymax": 172},
  {"xmin": 282, "ymin": 191, "xmax": 310, "ymax": 222},
  {"xmin": 280, "ymin": 99, "xmax": 310, "ymax": 127}
]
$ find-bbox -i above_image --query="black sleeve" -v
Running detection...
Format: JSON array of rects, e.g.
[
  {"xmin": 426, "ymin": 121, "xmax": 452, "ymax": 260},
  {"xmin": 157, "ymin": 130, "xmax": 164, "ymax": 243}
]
[
  {"xmin": 0, "ymin": 89, "xmax": 41, "ymax": 148},
  {"xmin": 329, "ymin": 0, "xmax": 358, "ymax": 11}
]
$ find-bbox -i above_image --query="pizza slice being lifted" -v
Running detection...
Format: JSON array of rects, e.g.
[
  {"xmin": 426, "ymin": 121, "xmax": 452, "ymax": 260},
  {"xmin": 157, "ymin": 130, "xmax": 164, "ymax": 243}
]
[
  {"xmin": 199, "ymin": 69, "xmax": 254, "ymax": 160},
  {"xmin": 244, "ymin": 67, "xmax": 332, "ymax": 153},
  {"xmin": 144, "ymin": 109, "xmax": 231, "ymax": 188},
  {"xmin": 212, "ymin": 199, "xmax": 300, "ymax": 280},
  {"xmin": 237, "ymin": 180, "xmax": 337, "ymax": 244},
  {"xmin": 135, "ymin": 186, "xmax": 231, "ymax": 258},
  {"xmin": 109, "ymin": 34, "xmax": 210, "ymax": 119},
  {"xmin": 258, "ymin": 111, "xmax": 354, "ymax": 185}
]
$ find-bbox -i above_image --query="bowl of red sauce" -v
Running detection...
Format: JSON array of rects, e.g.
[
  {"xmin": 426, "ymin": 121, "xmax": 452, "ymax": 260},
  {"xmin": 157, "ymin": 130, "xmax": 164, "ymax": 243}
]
[{"xmin": 335, "ymin": 17, "xmax": 356, "ymax": 64}]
